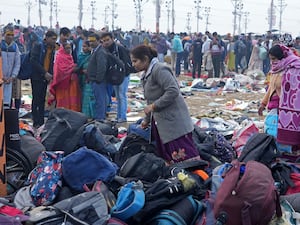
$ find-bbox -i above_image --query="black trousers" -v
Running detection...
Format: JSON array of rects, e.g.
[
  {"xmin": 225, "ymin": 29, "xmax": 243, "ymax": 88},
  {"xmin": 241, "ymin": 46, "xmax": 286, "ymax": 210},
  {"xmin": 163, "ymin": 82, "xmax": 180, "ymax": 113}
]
[{"xmin": 31, "ymin": 79, "xmax": 47, "ymax": 127}]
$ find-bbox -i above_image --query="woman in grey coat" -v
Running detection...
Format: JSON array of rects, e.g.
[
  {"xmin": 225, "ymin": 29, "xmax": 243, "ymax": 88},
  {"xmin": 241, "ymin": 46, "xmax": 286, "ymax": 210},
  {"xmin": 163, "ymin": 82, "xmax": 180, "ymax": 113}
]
[{"xmin": 130, "ymin": 45, "xmax": 200, "ymax": 164}]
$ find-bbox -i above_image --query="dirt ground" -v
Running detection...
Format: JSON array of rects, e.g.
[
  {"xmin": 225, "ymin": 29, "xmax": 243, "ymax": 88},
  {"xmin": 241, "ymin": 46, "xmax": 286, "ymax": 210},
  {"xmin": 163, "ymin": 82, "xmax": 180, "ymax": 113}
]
[{"xmin": 21, "ymin": 74, "xmax": 266, "ymax": 129}]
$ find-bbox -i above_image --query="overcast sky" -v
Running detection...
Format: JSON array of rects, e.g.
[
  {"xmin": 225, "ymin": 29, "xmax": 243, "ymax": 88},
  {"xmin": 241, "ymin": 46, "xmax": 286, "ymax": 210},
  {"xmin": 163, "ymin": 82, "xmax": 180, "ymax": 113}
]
[{"xmin": 0, "ymin": 0, "xmax": 299, "ymax": 37}]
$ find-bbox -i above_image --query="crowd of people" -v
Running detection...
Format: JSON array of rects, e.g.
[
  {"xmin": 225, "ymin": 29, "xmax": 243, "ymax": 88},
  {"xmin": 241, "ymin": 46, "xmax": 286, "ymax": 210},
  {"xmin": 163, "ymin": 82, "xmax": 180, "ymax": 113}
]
[{"xmin": 1, "ymin": 20, "xmax": 300, "ymax": 162}]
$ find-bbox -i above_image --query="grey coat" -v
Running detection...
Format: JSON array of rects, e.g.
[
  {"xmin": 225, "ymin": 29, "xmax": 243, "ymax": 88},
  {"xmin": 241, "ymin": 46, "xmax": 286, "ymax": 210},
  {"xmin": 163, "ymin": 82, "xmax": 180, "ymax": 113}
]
[{"xmin": 142, "ymin": 59, "xmax": 194, "ymax": 144}]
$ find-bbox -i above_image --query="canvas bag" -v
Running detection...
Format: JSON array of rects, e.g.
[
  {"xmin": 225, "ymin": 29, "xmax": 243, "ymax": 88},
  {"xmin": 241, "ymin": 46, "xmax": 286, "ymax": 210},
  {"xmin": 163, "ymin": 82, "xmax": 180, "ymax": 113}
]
[{"xmin": 214, "ymin": 160, "xmax": 282, "ymax": 225}]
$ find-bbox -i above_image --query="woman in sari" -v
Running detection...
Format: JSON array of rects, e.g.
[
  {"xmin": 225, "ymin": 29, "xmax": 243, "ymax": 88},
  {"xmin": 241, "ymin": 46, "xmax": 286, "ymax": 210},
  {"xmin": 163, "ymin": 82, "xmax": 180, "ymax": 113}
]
[
  {"xmin": 50, "ymin": 41, "xmax": 81, "ymax": 111},
  {"xmin": 77, "ymin": 41, "xmax": 95, "ymax": 118}
]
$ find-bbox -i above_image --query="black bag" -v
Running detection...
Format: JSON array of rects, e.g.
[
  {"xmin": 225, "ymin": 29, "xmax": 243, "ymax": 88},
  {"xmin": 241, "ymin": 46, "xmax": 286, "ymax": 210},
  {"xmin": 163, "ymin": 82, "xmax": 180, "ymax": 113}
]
[
  {"xmin": 132, "ymin": 176, "xmax": 197, "ymax": 224},
  {"xmin": 119, "ymin": 152, "xmax": 166, "ymax": 183},
  {"xmin": 113, "ymin": 133, "xmax": 157, "ymax": 167},
  {"xmin": 105, "ymin": 46, "xmax": 126, "ymax": 85},
  {"xmin": 238, "ymin": 133, "xmax": 281, "ymax": 167},
  {"xmin": 41, "ymin": 108, "xmax": 88, "ymax": 154},
  {"xmin": 146, "ymin": 195, "xmax": 204, "ymax": 225}
]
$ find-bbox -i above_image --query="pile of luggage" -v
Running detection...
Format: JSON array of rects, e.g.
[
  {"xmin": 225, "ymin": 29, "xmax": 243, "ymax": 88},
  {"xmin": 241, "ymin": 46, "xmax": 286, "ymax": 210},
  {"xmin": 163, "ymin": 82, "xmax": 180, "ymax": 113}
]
[{"xmin": 3, "ymin": 108, "xmax": 300, "ymax": 225}]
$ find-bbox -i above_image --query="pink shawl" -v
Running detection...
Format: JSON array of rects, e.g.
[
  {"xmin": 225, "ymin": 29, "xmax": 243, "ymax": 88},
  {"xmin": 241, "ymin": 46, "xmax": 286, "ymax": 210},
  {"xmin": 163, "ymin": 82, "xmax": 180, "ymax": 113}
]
[
  {"xmin": 50, "ymin": 46, "xmax": 75, "ymax": 96},
  {"xmin": 273, "ymin": 45, "xmax": 300, "ymax": 145}
]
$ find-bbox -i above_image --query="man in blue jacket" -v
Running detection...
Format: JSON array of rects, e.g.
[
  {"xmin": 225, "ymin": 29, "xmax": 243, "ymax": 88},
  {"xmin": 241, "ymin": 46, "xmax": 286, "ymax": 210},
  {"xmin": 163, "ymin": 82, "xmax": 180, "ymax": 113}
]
[{"xmin": 30, "ymin": 30, "xmax": 57, "ymax": 128}]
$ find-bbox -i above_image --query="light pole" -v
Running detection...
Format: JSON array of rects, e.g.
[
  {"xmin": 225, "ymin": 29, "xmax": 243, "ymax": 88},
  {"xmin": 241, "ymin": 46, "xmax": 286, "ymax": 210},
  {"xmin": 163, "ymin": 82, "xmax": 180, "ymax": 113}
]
[
  {"xmin": 90, "ymin": 0, "xmax": 96, "ymax": 28},
  {"xmin": 237, "ymin": 1, "xmax": 244, "ymax": 35},
  {"xmin": 194, "ymin": 0, "xmax": 201, "ymax": 33},
  {"xmin": 25, "ymin": 1, "xmax": 34, "ymax": 26},
  {"xmin": 204, "ymin": 7, "xmax": 210, "ymax": 32},
  {"xmin": 133, "ymin": 0, "xmax": 148, "ymax": 31},
  {"xmin": 243, "ymin": 11, "xmax": 250, "ymax": 34},
  {"xmin": 171, "ymin": 0, "xmax": 175, "ymax": 32},
  {"xmin": 53, "ymin": 1, "xmax": 59, "ymax": 24},
  {"xmin": 186, "ymin": 12, "xmax": 191, "ymax": 34},
  {"xmin": 104, "ymin": 5, "xmax": 110, "ymax": 27},
  {"xmin": 278, "ymin": 0, "xmax": 287, "ymax": 34},
  {"xmin": 165, "ymin": 0, "xmax": 171, "ymax": 33},
  {"xmin": 78, "ymin": 0, "xmax": 83, "ymax": 27},
  {"xmin": 110, "ymin": 0, "xmax": 118, "ymax": 31},
  {"xmin": 38, "ymin": 0, "xmax": 47, "ymax": 27},
  {"xmin": 49, "ymin": 0, "xmax": 53, "ymax": 28}
]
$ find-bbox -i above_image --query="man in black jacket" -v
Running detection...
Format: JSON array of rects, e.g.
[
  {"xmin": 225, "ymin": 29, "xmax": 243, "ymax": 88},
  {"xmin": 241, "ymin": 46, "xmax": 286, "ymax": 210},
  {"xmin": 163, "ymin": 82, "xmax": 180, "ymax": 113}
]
[
  {"xmin": 100, "ymin": 32, "xmax": 135, "ymax": 123},
  {"xmin": 30, "ymin": 30, "xmax": 57, "ymax": 128},
  {"xmin": 87, "ymin": 33, "xmax": 109, "ymax": 122}
]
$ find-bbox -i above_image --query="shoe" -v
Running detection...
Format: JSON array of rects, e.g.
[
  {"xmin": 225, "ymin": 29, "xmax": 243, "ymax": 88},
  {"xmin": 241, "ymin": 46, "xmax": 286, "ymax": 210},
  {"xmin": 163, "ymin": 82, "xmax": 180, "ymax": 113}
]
[{"xmin": 117, "ymin": 118, "xmax": 127, "ymax": 123}]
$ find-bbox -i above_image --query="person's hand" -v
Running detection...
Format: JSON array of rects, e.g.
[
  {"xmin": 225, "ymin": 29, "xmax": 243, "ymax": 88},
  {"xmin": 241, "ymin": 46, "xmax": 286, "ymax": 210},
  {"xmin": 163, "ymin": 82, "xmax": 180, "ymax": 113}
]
[
  {"xmin": 141, "ymin": 120, "xmax": 150, "ymax": 129},
  {"xmin": 45, "ymin": 72, "xmax": 53, "ymax": 82},
  {"xmin": 258, "ymin": 104, "xmax": 265, "ymax": 116},
  {"xmin": 3, "ymin": 77, "xmax": 12, "ymax": 84},
  {"xmin": 144, "ymin": 103, "xmax": 154, "ymax": 114}
]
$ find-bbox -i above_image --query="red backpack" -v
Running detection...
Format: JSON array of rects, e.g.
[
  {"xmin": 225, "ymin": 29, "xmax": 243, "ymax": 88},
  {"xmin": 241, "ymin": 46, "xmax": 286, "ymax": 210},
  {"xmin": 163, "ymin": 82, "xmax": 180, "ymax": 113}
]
[{"xmin": 214, "ymin": 160, "xmax": 281, "ymax": 225}]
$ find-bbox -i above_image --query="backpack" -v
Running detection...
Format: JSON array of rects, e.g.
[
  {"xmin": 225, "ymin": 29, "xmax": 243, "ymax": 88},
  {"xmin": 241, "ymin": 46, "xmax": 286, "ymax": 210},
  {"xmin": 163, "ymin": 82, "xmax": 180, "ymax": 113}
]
[
  {"xmin": 105, "ymin": 46, "xmax": 126, "ymax": 85},
  {"xmin": 27, "ymin": 151, "xmax": 64, "ymax": 206},
  {"xmin": 17, "ymin": 52, "xmax": 32, "ymax": 80},
  {"xmin": 133, "ymin": 174, "xmax": 198, "ymax": 224},
  {"xmin": 237, "ymin": 41, "xmax": 247, "ymax": 56},
  {"xmin": 62, "ymin": 147, "xmax": 118, "ymax": 192},
  {"xmin": 113, "ymin": 133, "xmax": 157, "ymax": 167},
  {"xmin": 17, "ymin": 42, "xmax": 43, "ymax": 80},
  {"xmin": 214, "ymin": 160, "xmax": 281, "ymax": 225},
  {"xmin": 41, "ymin": 108, "xmax": 88, "ymax": 154},
  {"xmin": 146, "ymin": 195, "xmax": 204, "ymax": 225},
  {"xmin": 238, "ymin": 133, "xmax": 281, "ymax": 167},
  {"xmin": 111, "ymin": 181, "xmax": 145, "ymax": 221},
  {"xmin": 119, "ymin": 152, "xmax": 166, "ymax": 183},
  {"xmin": 259, "ymin": 45, "xmax": 268, "ymax": 60}
]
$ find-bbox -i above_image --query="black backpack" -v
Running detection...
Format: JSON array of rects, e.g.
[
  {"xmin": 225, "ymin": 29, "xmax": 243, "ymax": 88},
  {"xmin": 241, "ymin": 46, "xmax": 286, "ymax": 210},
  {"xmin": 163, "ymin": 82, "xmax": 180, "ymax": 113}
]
[
  {"xmin": 113, "ymin": 133, "xmax": 157, "ymax": 167},
  {"xmin": 119, "ymin": 152, "xmax": 167, "ymax": 183},
  {"xmin": 237, "ymin": 40, "xmax": 247, "ymax": 56},
  {"xmin": 41, "ymin": 108, "xmax": 88, "ymax": 154},
  {"xmin": 105, "ymin": 46, "xmax": 126, "ymax": 85},
  {"xmin": 238, "ymin": 133, "xmax": 281, "ymax": 167}
]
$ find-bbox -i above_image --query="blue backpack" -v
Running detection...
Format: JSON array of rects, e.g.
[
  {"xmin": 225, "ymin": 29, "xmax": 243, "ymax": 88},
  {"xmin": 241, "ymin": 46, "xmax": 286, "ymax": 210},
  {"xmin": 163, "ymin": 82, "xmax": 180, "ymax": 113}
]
[
  {"xmin": 62, "ymin": 147, "xmax": 118, "ymax": 192},
  {"xmin": 17, "ymin": 43, "xmax": 44, "ymax": 80},
  {"xmin": 17, "ymin": 52, "xmax": 32, "ymax": 80}
]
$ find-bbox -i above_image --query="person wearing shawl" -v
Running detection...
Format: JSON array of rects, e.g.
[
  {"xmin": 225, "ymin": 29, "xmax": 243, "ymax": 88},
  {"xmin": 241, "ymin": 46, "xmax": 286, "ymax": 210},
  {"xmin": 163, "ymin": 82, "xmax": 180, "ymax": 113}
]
[
  {"xmin": 49, "ymin": 41, "xmax": 81, "ymax": 111},
  {"xmin": 258, "ymin": 44, "xmax": 300, "ymax": 154},
  {"xmin": 77, "ymin": 41, "xmax": 95, "ymax": 118}
]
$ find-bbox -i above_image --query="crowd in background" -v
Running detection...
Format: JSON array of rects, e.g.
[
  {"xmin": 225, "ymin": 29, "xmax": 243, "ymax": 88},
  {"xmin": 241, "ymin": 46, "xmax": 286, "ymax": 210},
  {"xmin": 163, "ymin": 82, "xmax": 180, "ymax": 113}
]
[{"xmin": 1, "ymin": 20, "xmax": 300, "ymax": 127}]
